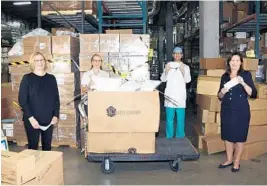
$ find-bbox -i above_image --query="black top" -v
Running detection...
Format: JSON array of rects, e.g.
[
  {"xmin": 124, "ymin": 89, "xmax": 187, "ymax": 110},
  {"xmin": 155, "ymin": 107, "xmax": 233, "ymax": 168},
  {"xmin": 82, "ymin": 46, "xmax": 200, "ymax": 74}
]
[{"xmin": 19, "ymin": 72, "xmax": 60, "ymax": 126}]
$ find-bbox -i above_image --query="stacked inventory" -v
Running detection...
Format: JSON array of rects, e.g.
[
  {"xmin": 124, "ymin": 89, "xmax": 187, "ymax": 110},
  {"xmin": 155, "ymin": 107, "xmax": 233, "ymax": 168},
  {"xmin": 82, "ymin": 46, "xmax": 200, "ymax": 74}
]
[
  {"xmin": 195, "ymin": 58, "xmax": 267, "ymax": 160},
  {"xmin": 1, "ymin": 150, "xmax": 64, "ymax": 185},
  {"xmin": 1, "ymin": 83, "xmax": 16, "ymax": 141},
  {"xmin": 7, "ymin": 35, "xmax": 80, "ymax": 147},
  {"xmin": 79, "ymin": 32, "xmax": 156, "ymax": 154},
  {"xmin": 52, "ymin": 35, "xmax": 80, "ymax": 147}
]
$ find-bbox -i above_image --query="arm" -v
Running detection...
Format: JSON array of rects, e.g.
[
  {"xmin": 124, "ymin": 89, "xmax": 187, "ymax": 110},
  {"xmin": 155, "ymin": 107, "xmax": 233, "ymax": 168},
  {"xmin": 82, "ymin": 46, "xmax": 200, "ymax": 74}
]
[
  {"xmin": 18, "ymin": 75, "xmax": 33, "ymax": 119},
  {"xmin": 241, "ymin": 72, "xmax": 257, "ymax": 98},
  {"xmin": 183, "ymin": 66, "xmax": 191, "ymax": 83},
  {"xmin": 81, "ymin": 72, "xmax": 90, "ymax": 92},
  {"xmin": 217, "ymin": 74, "xmax": 228, "ymax": 100},
  {"xmin": 53, "ymin": 76, "xmax": 60, "ymax": 118},
  {"xmin": 160, "ymin": 64, "xmax": 170, "ymax": 82}
]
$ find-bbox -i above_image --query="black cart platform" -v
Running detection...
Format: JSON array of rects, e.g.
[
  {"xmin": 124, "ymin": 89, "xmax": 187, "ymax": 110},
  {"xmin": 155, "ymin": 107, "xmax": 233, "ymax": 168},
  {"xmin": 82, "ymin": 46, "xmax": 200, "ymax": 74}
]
[{"xmin": 87, "ymin": 137, "xmax": 200, "ymax": 174}]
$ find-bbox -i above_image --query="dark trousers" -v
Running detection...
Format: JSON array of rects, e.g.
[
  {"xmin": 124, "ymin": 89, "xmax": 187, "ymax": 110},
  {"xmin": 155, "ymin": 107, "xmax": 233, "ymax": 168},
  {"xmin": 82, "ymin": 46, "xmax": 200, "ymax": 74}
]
[{"xmin": 24, "ymin": 119, "xmax": 54, "ymax": 151}]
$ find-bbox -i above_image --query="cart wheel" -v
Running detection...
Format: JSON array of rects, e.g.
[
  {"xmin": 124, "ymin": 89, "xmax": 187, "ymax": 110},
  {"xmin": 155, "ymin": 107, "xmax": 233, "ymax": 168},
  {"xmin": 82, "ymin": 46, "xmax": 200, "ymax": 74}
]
[
  {"xmin": 101, "ymin": 158, "xmax": 115, "ymax": 174},
  {"xmin": 169, "ymin": 158, "xmax": 181, "ymax": 172}
]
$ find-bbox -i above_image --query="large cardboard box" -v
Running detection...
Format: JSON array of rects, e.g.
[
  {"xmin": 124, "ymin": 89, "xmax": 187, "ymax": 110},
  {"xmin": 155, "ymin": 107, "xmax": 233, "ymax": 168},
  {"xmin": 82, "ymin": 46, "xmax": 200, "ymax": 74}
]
[
  {"xmin": 99, "ymin": 34, "xmax": 119, "ymax": 52},
  {"xmin": 87, "ymin": 91, "xmax": 160, "ymax": 132},
  {"xmin": 23, "ymin": 36, "xmax": 52, "ymax": 55},
  {"xmin": 8, "ymin": 64, "xmax": 31, "ymax": 74},
  {"xmin": 1, "ymin": 151, "xmax": 35, "ymax": 185},
  {"xmin": 256, "ymin": 83, "xmax": 267, "ymax": 99},
  {"xmin": 54, "ymin": 73, "xmax": 74, "ymax": 85},
  {"xmin": 80, "ymin": 34, "xmax": 99, "ymax": 53},
  {"xmin": 1, "ymin": 83, "xmax": 12, "ymax": 98},
  {"xmin": 119, "ymin": 34, "xmax": 150, "ymax": 53},
  {"xmin": 52, "ymin": 36, "xmax": 79, "ymax": 55},
  {"xmin": 199, "ymin": 58, "xmax": 226, "ymax": 69},
  {"xmin": 20, "ymin": 150, "xmax": 64, "ymax": 185},
  {"xmin": 249, "ymin": 99, "xmax": 267, "ymax": 110},
  {"xmin": 201, "ymin": 123, "xmax": 218, "ymax": 135},
  {"xmin": 42, "ymin": 1, "xmax": 93, "ymax": 13},
  {"xmin": 216, "ymin": 113, "xmax": 221, "ymax": 126},
  {"xmin": 242, "ymin": 141, "xmax": 267, "ymax": 160},
  {"xmin": 87, "ymin": 132, "xmax": 155, "ymax": 153},
  {"xmin": 202, "ymin": 69, "xmax": 225, "ymax": 77},
  {"xmin": 197, "ymin": 108, "xmax": 216, "ymax": 123},
  {"xmin": 58, "ymin": 110, "xmax": 76, "ymax": 127},
  {"xmin": 250, "ymin": 110, "xmax": 267, "ymax": 125},
  {"xmin": 202, "ymin": 135, "xmax": 225, "ymax": 155},
  {"xmin": 250, "ymin": 70, "xmax": 256, "ymax": 80},
  {"xmin": 247, "ymin": 125, "xmax": 267, "ymax": 144},
  {"xmin": 192, "ymin": 124, "xmax": 204, "ymax": 149},
  {"xmin": 243, "ymin": 58, "xmax": 258, "ymax": 71},
  {"xmin": 197, "ymin": 76, "xmax": 221, "ymax": 96},
  {"xmin": 196, "ymin": 94, "xmax": 220, "ymax": 112},
  {"xmin": 58, "ymin": 127, "xmax": 76, "ymax": 144}
]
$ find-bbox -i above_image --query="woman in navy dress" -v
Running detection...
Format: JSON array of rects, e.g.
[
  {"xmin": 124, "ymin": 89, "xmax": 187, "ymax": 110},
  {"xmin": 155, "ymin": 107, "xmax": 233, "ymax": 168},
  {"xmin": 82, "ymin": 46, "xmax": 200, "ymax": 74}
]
[{"xmin": 217, "ymin": 52, "xmax": 257, "ymax": 172}]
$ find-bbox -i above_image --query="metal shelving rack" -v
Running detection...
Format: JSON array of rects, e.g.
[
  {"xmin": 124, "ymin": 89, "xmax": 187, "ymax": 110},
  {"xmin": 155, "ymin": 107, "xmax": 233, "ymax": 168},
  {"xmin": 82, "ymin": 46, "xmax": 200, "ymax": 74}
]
[
  {"xmin": 97, "ymin": 0, "xmax": 147, "ymax": 34},
  {"xmin": 220, "ymin": 1, "xmax": 267, "ymax": 59}
]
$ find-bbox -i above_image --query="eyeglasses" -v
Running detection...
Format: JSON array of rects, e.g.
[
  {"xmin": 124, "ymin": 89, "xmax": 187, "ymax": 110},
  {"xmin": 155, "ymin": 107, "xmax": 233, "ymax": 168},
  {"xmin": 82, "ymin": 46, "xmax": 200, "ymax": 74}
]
[
  {"xmin": 92, "ymin": 60, "xmax": 102, "ymax": 62},
  {"xmin": 34, "ymin": 59, "xmax": 45, "ymax": 62}
]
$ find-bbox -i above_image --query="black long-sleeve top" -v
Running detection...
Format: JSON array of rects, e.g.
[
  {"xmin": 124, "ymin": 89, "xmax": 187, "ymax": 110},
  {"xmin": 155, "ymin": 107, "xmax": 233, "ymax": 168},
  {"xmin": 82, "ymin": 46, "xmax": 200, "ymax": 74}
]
[{"xmin": 19, "ymin": 72, "xmax": 60, "ymax": 126}]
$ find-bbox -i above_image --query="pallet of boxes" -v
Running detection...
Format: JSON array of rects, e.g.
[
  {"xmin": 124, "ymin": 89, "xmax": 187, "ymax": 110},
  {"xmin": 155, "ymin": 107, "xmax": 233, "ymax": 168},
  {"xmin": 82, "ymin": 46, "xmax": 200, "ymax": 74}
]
[
  {"xmin": 194, "ymin": 57, "xmax": 267, "ymax": 160},
  {"xmin": 8, "ymin": 33, "xmax": 80, "ymax": 148},
  {"xmin": 1, "ymin": 83, "xmax": 16, "ymax": 142},
  {"xmin": 79, "ymin": 30, "xmax": 160, "ymax": 155},
  {"xmin": 1, "ymin": 149, "xmax": 64, "ymax": 185}
]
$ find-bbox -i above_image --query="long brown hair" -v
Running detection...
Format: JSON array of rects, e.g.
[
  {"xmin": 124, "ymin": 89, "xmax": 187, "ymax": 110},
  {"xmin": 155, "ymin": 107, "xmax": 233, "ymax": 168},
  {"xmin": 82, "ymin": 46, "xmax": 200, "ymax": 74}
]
[
  {"xmin": 225, "ymin": 52, "xmax": 244, "ymax": 75},
  {"xmin": 90, "ymin": 54, "xmax": 103, "ymax": 70}
]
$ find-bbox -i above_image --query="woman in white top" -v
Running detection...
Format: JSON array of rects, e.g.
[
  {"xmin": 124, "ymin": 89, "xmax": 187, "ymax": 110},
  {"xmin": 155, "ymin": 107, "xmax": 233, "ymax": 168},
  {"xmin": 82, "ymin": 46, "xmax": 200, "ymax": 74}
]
[
  {"xmin": 160, "ymin": 47, "xmax": 191, "ymax": 138},
  {"xmin": 81, "ymin": 54, "xmax": 109, "ymax": 92}
]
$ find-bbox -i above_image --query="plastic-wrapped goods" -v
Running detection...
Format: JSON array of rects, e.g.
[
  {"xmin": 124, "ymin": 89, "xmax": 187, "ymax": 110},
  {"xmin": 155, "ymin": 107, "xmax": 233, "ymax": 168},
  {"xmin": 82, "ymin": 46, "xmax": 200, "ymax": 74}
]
[
  {"xmin": 120, "ymin": 34, "xmax": 150, "ymax": 53},
  {"xmin": 128, "ymin": 63, "xmax": 150, "ymax": 82},
  {"xmin": 22, "ymin": 28, "xmax": 51, "ymax": 38},
  {"xmin": 91, "ymin": 76, "xmax": 122, "ymax": 91},
  {"xmin": 8, "ymin": 41, "xmax": 23, "ymax": 56}
]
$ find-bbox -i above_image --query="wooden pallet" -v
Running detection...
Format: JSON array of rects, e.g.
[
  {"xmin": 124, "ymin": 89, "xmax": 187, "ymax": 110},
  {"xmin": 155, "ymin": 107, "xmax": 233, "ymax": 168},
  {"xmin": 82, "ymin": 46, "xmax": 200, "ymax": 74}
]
[
  {"xmin": 14, "ymin": 141, "xmax": 77, "ymax": 148},
  {"xmin": 41, "ymin": 10, "xmax": 93, "ymax": 16}
]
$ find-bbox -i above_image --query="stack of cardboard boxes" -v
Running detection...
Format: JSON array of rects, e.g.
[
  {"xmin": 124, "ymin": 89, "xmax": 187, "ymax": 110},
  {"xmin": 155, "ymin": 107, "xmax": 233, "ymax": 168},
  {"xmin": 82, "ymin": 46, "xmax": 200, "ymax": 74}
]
[
  {"xmin": 7, "ymin": 35, "xmax": 80, "ymax": 147},
  {"xmin": 52, "ymin": 36, "xmax": 80, "ymax": 147},
  {"xmin": 86, "ymin": 91, "xmax": 160, "ymax": 154},
  {"xmin": 1, "ymin": 150, "xmax": 64, "ymax": 185},
  {"xmin": 195, "ymin": 58, "xmax": 267, "ymax": 160},
  {"xmin": 1, "ymin": 84, "xmax": 16, "ymax": 142}
]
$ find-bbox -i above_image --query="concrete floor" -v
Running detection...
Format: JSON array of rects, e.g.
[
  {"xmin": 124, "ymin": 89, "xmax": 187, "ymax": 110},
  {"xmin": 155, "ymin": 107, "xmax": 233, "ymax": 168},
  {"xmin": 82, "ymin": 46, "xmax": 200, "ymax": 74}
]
[{"xmin": 9, "ymin": 108, "xmax": 267, "ymax": 185}]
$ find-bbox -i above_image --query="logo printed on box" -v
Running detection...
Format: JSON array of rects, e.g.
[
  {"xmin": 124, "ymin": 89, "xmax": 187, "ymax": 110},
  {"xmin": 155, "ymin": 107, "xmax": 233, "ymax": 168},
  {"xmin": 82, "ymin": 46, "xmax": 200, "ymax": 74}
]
[
  {"xmin": 106, "ymin": 106, "xmax": 141, "ymax": 117},
  {"xmin": 106, "ymin": 106, "xmax": 116, "ymax": 117}
]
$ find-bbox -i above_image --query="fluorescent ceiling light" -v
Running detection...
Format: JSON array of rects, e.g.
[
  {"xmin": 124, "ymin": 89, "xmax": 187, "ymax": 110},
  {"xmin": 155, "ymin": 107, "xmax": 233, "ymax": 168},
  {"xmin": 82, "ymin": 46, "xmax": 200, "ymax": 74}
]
[{"xmin": 13, "ymin": 1, "xmax": 31, "ymax": 5}]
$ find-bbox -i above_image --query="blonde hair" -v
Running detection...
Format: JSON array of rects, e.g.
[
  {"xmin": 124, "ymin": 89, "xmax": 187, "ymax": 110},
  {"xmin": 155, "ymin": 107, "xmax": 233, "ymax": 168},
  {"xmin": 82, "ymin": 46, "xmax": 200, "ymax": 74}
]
[
  {"xmin": 29, "ymin": 52, "xmax": 48, "ymax": 72},
  {"xmin": 90, "ymin": 54, "xmax": 103, "ymax": 70}
]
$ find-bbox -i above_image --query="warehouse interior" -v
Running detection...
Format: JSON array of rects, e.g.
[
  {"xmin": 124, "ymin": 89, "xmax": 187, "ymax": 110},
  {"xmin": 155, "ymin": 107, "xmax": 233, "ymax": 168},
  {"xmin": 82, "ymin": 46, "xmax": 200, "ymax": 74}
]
[{"xmin": 1, "ymin": 1, "xmax": 267, "ymax": 185}]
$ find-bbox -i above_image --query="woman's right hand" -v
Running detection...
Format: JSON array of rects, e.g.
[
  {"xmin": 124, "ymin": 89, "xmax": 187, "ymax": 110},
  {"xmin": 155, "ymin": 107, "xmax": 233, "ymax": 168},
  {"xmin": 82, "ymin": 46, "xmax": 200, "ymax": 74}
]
[
  {"xmin": 29, "ymin": 117, "xmax": 40, "ymax": 129},
  {"xmin": 221, "ymin": 87, "xmax": 229, "ymax": 95}
]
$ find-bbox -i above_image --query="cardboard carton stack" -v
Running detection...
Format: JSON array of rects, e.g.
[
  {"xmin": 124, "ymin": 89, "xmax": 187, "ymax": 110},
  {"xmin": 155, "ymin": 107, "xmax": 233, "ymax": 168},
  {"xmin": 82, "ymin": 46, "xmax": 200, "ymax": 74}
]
[
  {"xmin": 52, "ymin": 36, "xmax": 80, "ymax": 147},
  {"xmin": 86, "ymin": 91, "xmax": 160, "ymax": 154},
  {"xmin": 1, "ymin": 150, "xmax": 64, "ymax": 185},
  {"xmin": 196, "ymin": 58, "xmax": 267, "ymax": 160}
]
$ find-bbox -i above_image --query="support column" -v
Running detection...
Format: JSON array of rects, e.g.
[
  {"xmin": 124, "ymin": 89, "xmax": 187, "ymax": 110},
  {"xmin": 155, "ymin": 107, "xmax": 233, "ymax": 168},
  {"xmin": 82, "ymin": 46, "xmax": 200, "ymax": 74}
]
[
  {"xmin": 199, "ymin": 1, "xmax": 220, "ymax": 58},
  {"xmin": 37, "ymin": 1, "xmax": 41, "ymax": 28},
  {"xmin": 166, "ymin": 1, "xmax": 173, "ymax": 61}
]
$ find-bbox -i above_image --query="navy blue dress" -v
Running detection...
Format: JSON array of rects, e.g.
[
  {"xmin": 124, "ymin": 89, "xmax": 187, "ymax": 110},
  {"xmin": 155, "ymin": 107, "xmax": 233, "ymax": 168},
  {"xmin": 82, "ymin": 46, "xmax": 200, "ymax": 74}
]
[{"xmin": 218, "ymin": 71, "xmax": 257, "ymax": 143}]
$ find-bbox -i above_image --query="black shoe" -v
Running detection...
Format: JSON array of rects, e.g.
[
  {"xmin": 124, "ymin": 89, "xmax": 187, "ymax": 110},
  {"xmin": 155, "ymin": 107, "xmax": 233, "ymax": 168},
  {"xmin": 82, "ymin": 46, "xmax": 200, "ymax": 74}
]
[
  {"xmin": 218, "ymin": 162, "xmax": 233, "ymax": 169},
  {"xmin": 231, "ymin": 165, "xmax": 240, "ymax": 172}
]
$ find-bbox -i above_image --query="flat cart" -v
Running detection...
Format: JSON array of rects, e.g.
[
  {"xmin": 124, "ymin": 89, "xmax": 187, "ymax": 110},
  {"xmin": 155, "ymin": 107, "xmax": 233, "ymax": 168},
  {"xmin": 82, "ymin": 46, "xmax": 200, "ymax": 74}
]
[{"xmin": 78, "ymin": 94, "xmax": 200, "ymax": 174}]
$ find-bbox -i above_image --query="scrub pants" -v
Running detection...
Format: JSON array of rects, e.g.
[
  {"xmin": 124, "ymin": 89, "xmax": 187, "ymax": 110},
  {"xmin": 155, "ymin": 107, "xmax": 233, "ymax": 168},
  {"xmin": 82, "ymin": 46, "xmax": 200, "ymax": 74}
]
[{"xmin": 166, "ymin": 107, "xmax": 185, "ymax": 138}]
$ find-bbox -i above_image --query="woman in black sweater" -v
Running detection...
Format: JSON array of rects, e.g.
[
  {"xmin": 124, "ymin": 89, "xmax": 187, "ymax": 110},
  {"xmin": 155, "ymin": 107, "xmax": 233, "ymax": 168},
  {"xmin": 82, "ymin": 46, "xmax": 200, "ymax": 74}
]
[{"xmin": 19, "ymin": 52, "xmax": 60, "ymax": 151}]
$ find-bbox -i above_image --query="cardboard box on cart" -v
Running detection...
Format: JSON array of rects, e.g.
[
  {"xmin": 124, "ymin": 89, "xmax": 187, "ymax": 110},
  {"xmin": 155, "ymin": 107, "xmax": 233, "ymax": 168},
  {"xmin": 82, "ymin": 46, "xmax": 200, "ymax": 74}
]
[{"xmin": 86, "ymin": 91, "xmax": 160, "ymax": 153}]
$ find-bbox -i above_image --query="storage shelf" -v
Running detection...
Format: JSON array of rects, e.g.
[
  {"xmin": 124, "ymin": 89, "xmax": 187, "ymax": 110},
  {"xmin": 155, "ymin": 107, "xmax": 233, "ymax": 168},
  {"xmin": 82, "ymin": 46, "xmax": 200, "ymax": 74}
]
[{"xmin": 222, "ymin": 13, "xmax": 267, "ymax": 33}]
